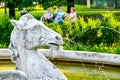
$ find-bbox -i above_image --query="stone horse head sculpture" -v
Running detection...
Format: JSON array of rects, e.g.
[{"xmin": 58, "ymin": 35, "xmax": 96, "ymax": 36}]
[{"xmin": 0, "ymin": 14, "xmax": 67, "ymax": 80}]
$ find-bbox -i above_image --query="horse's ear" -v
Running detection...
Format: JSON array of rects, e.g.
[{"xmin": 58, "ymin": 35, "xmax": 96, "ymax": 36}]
[
  {"xmin": 10, "ymin": 20, "xmax": 20, "ymax": 29},
  {"xmin": 10, "ymin": 20, "xmax": 18, "ymax": 26},
  {"xmin": 10, "ymin": 20, "xmax": 21, "ymax": 29}
]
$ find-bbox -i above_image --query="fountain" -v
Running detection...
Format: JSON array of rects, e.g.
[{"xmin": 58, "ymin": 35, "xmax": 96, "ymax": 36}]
[
  {"xmin": 0, "ymin": 14, "xmax": 67, "ymax": 80},
  {"xmin": 0, "ymin": 14, "xmax": 120, "ymax": 80}
]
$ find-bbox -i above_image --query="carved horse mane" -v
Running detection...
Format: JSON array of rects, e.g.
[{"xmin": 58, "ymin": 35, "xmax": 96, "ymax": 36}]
[{"xmin": 0, "ymin": 14, "xmax": 67, "ymax": 80}]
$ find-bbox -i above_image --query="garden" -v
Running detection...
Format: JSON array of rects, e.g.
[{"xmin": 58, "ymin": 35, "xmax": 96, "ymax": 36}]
[
  {"xmin": 0, "ymin": 1, "xmax": 120, "ymax": 79},
  {"xmin": 0, "ymin": 4, "xmax": 120, "ymax": 54}
]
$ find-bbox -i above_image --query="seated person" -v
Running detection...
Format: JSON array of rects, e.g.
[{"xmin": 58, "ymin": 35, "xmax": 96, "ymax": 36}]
[
  {"xmin": 54, "ymin": 6, "xmax": 65, "ymax": 24},
  {"xmin": 69, "ymin": 7, "xmax": 77, "ymax": 23},
  {"xmin": 41, "ymin": 8, "xmax": 53, "ymax": 22}
]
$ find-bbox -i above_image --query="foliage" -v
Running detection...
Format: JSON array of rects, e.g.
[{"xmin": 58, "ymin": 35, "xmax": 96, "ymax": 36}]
[
  {"xmin": 0, "ymin": 11, "xmax": 120, "ymax": 54},
  {"xmin": 44, "ymin": 12, "xmax": 120, "ymax": 54},
  {"xmin": 101, "ymin": 12, "xmax": 120, "ymax": 29},
  {"xmin": 41, "ymin": 0, "xmax": 67, "ymax": 9},
  {"xmin": 75, "ymin": 5, "xmax": 88, "ymax": 11},
  {"xmin": 0, "ymin": 15, "xmax": 13, "ymax": 48}
]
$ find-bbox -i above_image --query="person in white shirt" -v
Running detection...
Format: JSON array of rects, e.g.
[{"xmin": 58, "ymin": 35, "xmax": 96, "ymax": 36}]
[{"xmin": 41, "ymin": 8, "xmax": 53, "ymax": 22}]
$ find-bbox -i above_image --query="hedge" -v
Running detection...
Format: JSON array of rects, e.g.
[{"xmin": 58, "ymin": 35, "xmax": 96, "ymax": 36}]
[{"xmin": 0, "ymin": 12, "xmax": 120, "ymax": 54}]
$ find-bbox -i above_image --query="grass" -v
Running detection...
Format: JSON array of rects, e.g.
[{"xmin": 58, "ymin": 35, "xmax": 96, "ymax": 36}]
[
  {"xmin": 0, "ymin": 8, "xmax": 4, "ymax": 13},
  {"xmin": 15, "ymin": 11, "xmax": 45, "ymax": 20},
  {"xmin": 75, "ymin": 4, "xmax": 120, "ymax": 11}
]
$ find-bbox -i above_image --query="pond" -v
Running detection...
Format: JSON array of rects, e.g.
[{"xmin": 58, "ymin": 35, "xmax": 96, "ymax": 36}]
[{"xmin": 0, "ymin": 60, "xmax": 120, "ymax": 80}]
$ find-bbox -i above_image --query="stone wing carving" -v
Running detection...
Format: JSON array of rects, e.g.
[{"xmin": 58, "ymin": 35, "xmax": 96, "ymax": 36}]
[{"xmin": 0, "ymin": 70, "xmax": 27, "ymax": 80}]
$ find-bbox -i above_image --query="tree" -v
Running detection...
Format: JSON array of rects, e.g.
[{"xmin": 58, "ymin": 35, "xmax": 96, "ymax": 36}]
[
  {"xmin": 87, "ymin": 0, "xmax": 91, "ymax": 8},
  {"xmin": 0, "ymin": 0, "xmax": 75, "ymax": 18},
  {"xmin": 41, "ymin": 0, "xmax": 67, "ymax": 9},
  {"xmin": 0, "ymin": 0, "xmax": 35, "ymax": 18},
  {"xmin": 40, "ymin": 0, "xmax": 74, "ymax": 13},
  {"xmin": 67, "ymin": 0, "xmax": 74, "ymax": 13},
  {"xmin": 115, "ymin": 0, "xmax": 118, "ymax": 8},
  {"xmin": 7, "ymin": 0, "xmax": 15, "ymax": 18}
]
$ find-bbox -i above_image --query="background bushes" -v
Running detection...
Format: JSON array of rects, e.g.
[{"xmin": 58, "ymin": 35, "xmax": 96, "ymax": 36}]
[
  {"xmin": 44, "ymin": 12, "xmax": 120, "ymax": 54},
  {"xmin": 0, "ymin": 12, "xmax": 120, "ymax": 54},
  {"xmin": 0, "ymin": 16, "xmax": 13, "ymax": 48}
]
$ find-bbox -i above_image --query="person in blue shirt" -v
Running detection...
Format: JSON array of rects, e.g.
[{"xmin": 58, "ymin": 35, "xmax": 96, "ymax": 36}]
[{"xmin": 54, "ymin": 6, "xmax": 65, "ymax": 24}]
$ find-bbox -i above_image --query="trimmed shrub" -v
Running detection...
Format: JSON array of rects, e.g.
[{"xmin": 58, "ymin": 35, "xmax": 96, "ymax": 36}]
[
  {"xmin": 0, "ymin": 15, "xmax": 13, "ymax": 48},
  {"xmin": 44, "ymin": 12, "xmax": 120, "ymax": 54},
  {"xmin": 0, "ymin": 12, "xmax": 120, "ymax": 54}
]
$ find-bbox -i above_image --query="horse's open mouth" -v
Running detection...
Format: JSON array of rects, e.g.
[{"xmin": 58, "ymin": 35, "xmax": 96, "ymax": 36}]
[{"xmin": 49, "ymin": 43, "xmax": 60, "ymax": 47}]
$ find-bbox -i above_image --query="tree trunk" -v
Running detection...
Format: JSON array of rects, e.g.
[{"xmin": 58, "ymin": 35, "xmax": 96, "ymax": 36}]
[
  {"xmin": 67, "ymin": 0, "xmax": 74, "ymax": 13},
  {"xmin": 4, "ymin": 0, "xmax": 7, "ymax": 15},
  {"xmin": 115, "ymin": 0, "xmax": 118, "ymax": 8},
  {"xmin": 87, "ymin": 0, "xmax": 91, "ymax": 8},
  {"xmin": 8, "ymin": 2, "xmax": 15, "ymax": 18}
]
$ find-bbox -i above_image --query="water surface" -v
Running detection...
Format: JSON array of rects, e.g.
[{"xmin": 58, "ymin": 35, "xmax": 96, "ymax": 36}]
[{"xmin": 0, "ymin": 61, "xmax": 120, "ymax": 80}]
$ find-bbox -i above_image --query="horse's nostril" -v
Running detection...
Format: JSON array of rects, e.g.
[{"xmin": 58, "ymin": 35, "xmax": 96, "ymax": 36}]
[{"xmin": 55, "ymin": 36, "xmax": 61, "ymax": 40}]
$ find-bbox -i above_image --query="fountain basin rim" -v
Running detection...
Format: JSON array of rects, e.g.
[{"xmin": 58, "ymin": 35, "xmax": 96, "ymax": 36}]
[{"xmin": 0, "ymin": 49, "xmax": 120, "ymax": 66}]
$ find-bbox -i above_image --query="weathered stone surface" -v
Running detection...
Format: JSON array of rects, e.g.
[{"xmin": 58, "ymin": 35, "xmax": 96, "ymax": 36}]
[
  {"xmin": 0, "ymin": 14, "xmax": 67, "ymax": 80},
  {"xmin": 40, "ymin": 49, "xmax": 120, "ymax": 66},
  {"xmin": 0, "ymin": 49, "xmax": 120, "ymax": 66},
  {"xmin": 0, "ymin": 70, "xmax": 27, "ymax": 80}
]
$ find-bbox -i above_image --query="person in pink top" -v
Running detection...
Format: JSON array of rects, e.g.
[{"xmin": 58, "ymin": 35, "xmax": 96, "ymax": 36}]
[{"xmin": 69, "ymin": 7, "xmax": 77, "ymax": 23}]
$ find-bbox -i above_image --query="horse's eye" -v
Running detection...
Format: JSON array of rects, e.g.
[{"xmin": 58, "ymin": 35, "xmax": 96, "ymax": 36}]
[{"xmin": 32, "ymin": 25, "xmax": 39, "ymax": 31}]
